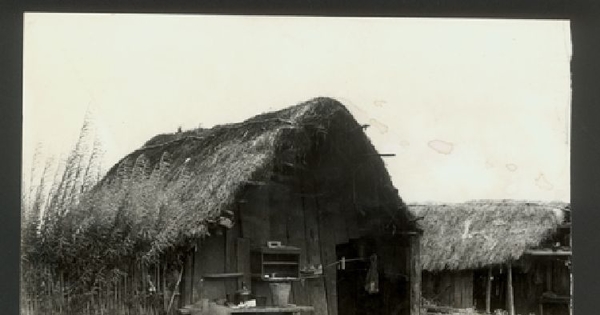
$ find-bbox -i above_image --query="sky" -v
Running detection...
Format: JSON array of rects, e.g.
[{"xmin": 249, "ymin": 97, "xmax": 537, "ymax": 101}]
[{"xmin": 22, "ymin": 14, "xmax": 571, "ymax": 203}]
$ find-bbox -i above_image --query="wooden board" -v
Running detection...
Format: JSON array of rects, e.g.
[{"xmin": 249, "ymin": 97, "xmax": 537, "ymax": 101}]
[
  {"xmin": 440, "ymin": 273, "xmax": 453, "ymax": 307},
  {"xmin": 194, "ymin": 234, "xmax": 227, "ymax": 302},
  {"xmin": 303, "ymin": 192, "xmax": 328, "ymax": 315},
  {"xmin": 409, "ymin": 235, "xmax": 422, "ymax": 315},
  {"xmin": 182, "ymin": 251, "xmax": 194, "ymax": 305},
  {"xmin": 239, "ymin": 185, "xmax": 271, "ymax": 248},
  {"xmin": 453, "ymin": 272, "xmax": 462, "ymax": 308},
  {"xmin": 306, "ymin": 278, "xmax": 328, "ymax": 315},
  {"xmin": 285, "ymin": 193, "xmax": 309, "ymax": 306},
  {"xmin": 192, "ymin": 240, "xmax": 202, "ymax": 303},
  {"xmin": 208, "ymin": 303, "xmax": 314, "ymax": 314},
  {"xmin": 225, "ymin": 227, "xmax": 240, "ymax": 298},
  {"xmin": 268, "ymin": 184, "xmax": 290, "ymax": 245},
  {"xmin": 237, "ymin": 238, "xmax": 252, "ymax": 291},
  {"xmin": 463, "ymin": 271, "xmax": 474, "ymax": 307},
  {"xmin": 344, "ymin": 207, "xmax": 360, "ymax": 240},
  {"xmin": 553, "ymin": 259, "xmax": 571, "ymax": 295},
  {"xmin": 318, "ymin": 204, "xmax": 338, "ymax": 315},
  {"xmin": 328, "ymin": 200, "xmax": 348, "ymax": 246}
]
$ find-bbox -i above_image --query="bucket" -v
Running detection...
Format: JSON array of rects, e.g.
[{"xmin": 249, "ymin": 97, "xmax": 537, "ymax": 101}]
[{"xmin": 269, "ymin": 282, "xmax": 291, "ymax": 306}]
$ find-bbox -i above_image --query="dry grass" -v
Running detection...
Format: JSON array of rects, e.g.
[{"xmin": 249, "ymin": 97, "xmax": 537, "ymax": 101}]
[{"xmin": 410, "ymin": 200, "xmax": 569, "ymax": 271}]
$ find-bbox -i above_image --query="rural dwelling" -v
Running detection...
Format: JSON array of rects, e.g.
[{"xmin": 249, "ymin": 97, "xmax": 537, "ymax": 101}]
[
  {"xmin": 93, "ymin": 97, "xmax": 421, "ymax": 315},
  {"xmin": 410, "ymin": 200, "xmax": 571, "ymax": 315}
]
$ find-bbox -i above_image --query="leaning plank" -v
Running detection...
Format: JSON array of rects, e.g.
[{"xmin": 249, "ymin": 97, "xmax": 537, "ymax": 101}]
[
  {"xmin": 319, "ymin": 204, "xmax": 338, "ymax": 315},
  {"xmin": 303, "ymin": 192, "xmax": 328, "ymax": 315},
  {"xmin": 286, "ymin": 192, "xmax": 309, "ymax": 306}
]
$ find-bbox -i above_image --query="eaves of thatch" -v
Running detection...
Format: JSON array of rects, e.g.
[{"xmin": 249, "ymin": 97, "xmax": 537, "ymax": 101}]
[
  {"xmin": 83, "ymin": 97, "xmax": 411, "ymax": 257},
  {"xmin": 409, "ymin": 200, "xmax": 569, "ymax": 272}
]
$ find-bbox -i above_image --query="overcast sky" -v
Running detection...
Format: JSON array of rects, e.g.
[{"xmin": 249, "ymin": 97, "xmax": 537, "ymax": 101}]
[{"xmin": 23, "ymin": 14, "xmax": 571, "ymax": 203}]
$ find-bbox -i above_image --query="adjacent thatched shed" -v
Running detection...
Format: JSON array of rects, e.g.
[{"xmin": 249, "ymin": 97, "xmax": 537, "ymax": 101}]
[
  {"xmin": 410, "ymin": 200, "xmax": 571, "ymax": 315},
  {"xmin": 88, "ymin": 97, "xmax": 419, "ymax": 315}
]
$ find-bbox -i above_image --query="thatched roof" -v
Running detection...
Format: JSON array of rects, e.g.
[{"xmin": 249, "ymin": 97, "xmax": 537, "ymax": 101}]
[
  {"xmin": 410, "ymin": 200, "xmax": 569, "ymax": 272},
  {"xmin": 84, "ymin": 97, "xmax": 410, "ymax": 258}
]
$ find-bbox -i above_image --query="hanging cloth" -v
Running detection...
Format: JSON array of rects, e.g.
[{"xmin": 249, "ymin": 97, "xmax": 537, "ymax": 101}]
[{"xmin": 365, "ymin": 254, "xmax": 379, "ymax": 294}]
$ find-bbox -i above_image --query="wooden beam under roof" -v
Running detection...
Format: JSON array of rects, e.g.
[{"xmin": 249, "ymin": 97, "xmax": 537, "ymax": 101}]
[{"xmin": 524, "ymin": 249, "xmax": 572, "ymax": 256}]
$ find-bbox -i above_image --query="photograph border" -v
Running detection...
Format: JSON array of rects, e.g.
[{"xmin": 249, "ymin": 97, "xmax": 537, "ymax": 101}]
[{"xmin": 2, "ymin": 1, "xmax": 598, "ymax": 315}]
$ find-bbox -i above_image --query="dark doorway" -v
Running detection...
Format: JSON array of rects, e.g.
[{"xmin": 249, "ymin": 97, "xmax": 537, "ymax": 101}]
[
  {"xmin": 336, "ymin": 239, "xmax": 382, "ymax": 315},
  {"xmin": 336, "ymin": 238, "xmax": 409, "ymax": 315}
]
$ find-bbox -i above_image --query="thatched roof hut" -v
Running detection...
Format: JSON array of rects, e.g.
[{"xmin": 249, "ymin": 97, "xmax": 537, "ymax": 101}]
[
  {"xmin": 410, "ymin": 200, "xmax": 571, "ymax": 315},
  {"xmin": 79, "ymin": 97, "xmax": 419, "ymax": 315},
  {"xmin": 410, "ymin": 200, "xmax": 569, "ymax": 272},
  {"xmin": 87, "ymin": 97, "xmax": 413, "ymax": 256}
]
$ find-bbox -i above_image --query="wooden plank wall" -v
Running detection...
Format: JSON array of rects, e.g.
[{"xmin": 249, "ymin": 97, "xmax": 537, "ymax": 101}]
[
  {"xmin": 423, "ymin": 271, "xmax": 474, "ymax": 309},
  {"xmin": 184, "ymin": 165, "xmax": 408, "ymax": 315},
  {"xmin": 193, "ymin": 234, "xmax": 227, "ymax": 302},
  {"xmin": 511, "ymin": 267, "xmax": 537, "ymax": 315},
  {"xmin": 427, "ymin": 264, "xmax": 567, "ymax": 315},
  {"xmin": 511, "ymin": 259, "xmax": 571, "ymax": 315}
]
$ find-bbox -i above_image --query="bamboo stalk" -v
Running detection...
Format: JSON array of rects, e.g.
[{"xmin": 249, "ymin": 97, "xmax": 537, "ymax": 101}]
[
  {"xmin": 59, "ymin": 271, "xmax": 63, "ymax": 313},
  {"xmin": 156, "ymin": 263, "xmax": 159, "ymax": 293},
  {"xmin": 163, "ymin": 262, "xmax": 168, "ymax": 311},
  {"xmin": 167, "ymin": 266, "xmax": 184, "ymax": 314}
]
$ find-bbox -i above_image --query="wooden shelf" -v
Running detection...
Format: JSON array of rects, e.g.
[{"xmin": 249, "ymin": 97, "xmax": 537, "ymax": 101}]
[
  {"xmin": 251, "ymin": 247, "xmax": 301, "ymax": 281},
  {"xmin": 203, "ymin": 273, "xmax": 244, "ymax": 279},
  {"xmin": 299, "ymin": 275, "xmax": 323, "ymax": 280},
  {"xmin": 263, "ymin": 261, "xmax": 299, "ymax": 265},
  {"xmin": 209, "ymin": 303, "xmax": 314, "ymax": 314},
  {"xmin": 257, "ymin": 246, "xmax": 301, "ymax": 254}
]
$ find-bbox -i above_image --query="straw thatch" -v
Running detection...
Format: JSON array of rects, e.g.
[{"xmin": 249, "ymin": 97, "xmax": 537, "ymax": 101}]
[
  {"xmin": 410, "ymin": 200, "xmax": 569, "ymax": 272},
  {"xmin": 85, "ymin": 97, "xmax": 410, "ymax": 258}
]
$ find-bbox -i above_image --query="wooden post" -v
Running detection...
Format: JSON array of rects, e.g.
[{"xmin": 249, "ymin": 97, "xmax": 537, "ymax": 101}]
[
  {"xmin": 410, "ymin": 234, "xmax": 422, "ymax": 315},
  {"xmin": 485, "ymin": 267, "xmax": 492, "ymax": 314},
  {"xmin": 569, "ymin": 227, "xmax": 573, "ymax": 315},
  {"xmin": 507, "ymin": 262, "xmax": 515, "ymax": 315}
]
